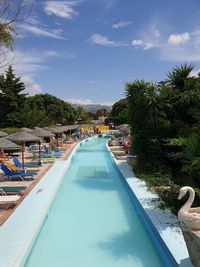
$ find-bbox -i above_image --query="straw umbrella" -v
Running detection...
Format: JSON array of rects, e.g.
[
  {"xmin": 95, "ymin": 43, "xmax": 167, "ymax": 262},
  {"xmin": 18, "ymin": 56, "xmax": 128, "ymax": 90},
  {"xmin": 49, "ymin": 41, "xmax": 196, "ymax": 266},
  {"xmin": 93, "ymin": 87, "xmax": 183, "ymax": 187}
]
[
  {"xmin": 59, "ymin": 125, "xmax": 77, "ymax": 136},
  {"xmin": 6, "ymin": 132, "xmax": 41, "ymax": 170},
  {"xmin": 21, "ymin": 127, "xmax": 33, "ymax": 133},
  {"xmin": 0, "ymin": 138, "xmax": 21, "ymax": 160},
  {"xmin": 0, "ymin": 138, "xmax": 21, "ymax": 151},
  {"xmin": 45, "ymin": 127, "xmax": 64, "ymax": 148},
  {"xmin": 32, "ymin": 127, "xmax": 55, "ymax": 137},
  {"xmin": 31, "ymin": 127, "xmax": 55, "ymax": 164},
  {"xmin": 116, "ymin": 124, "xmax": 130, "ymax": 131},
  {"xmin": 0, "ymin": 131, "xmax": 8, "ymax": 138}
]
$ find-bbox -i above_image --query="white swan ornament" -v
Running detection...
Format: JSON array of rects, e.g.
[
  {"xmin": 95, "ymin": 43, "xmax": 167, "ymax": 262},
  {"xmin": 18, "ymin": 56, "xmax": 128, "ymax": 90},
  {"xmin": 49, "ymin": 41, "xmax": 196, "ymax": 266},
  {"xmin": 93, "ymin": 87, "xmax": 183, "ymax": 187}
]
[{"xmin": 178, "ymin": 186, "xmax": 200, "ymax": 230}]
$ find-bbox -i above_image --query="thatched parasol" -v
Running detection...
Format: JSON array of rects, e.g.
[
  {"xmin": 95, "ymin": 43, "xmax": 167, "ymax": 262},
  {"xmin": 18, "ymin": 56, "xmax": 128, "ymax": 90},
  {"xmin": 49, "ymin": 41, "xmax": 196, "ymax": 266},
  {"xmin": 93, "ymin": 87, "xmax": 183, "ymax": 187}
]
[
  {"xmin": 0, "ymin": 131, "xmax": 8, "ymax": 137},
  {"xmin": 31, "ymin": 127, "xmax": 55, "ymax": 138},
  {"xmin": 31, "ymin": 128, "xmax": 55, "ymax": 163},
  {"xmin": 0, "ymin": 138, "xmax": 21, "ymax": 151},
  {"xmin": 45, "ymin": 127, "xmax": 64, "ymax": 134},
  {"xmin": 59, "ymin": 125, "xmax": 77, "ymax": 132},
  {"xmin": 44, "ymin": 127, "xmax": 64, "ymax": 147},
  {"xmin": 21, "ymin": 127, "xmax": 33, "ymax": 133},
  {"xmin": 6, "ymin": 132, "xmax": 41, "ymax": 170},
  {"xmin": 116, "ymin": 124, "xmax": 131, "ymax": 134}
]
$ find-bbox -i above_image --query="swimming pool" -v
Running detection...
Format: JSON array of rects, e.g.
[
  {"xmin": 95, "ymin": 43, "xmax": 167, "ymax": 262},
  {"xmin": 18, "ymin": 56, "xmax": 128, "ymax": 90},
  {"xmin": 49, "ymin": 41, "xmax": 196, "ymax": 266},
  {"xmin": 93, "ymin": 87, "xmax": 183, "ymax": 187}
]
[{"xmin": 22, "ymin": 137, "xmax": 177, "ymax": 267}]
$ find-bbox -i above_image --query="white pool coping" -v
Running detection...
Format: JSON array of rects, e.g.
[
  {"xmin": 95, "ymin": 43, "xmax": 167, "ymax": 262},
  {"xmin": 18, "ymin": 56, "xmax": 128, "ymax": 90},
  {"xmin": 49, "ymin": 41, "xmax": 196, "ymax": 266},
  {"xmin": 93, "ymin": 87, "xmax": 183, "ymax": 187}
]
[{"xmin": 107, "ymin": 145, "xmax": 192, "ymax": 267}]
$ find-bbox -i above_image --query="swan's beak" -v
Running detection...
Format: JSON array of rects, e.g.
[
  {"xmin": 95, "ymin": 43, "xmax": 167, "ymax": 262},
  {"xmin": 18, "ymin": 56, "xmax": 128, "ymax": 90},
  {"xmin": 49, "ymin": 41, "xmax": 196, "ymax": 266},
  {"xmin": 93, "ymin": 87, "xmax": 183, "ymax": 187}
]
[
  {"xmin": 177, "ymin": 192, "xmax": 182, "ymax": 200},
  {"xmin": 177, "ymin": 191, "xmax": 185, "ymax": 200}
]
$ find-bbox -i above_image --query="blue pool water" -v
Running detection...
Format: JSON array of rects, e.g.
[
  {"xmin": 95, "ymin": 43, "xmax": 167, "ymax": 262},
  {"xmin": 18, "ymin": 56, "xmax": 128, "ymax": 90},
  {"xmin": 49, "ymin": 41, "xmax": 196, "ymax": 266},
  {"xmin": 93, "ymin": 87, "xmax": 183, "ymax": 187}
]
[{"xmin": 24, "ymin": 137, "xmax": 172, "ymax": 267}]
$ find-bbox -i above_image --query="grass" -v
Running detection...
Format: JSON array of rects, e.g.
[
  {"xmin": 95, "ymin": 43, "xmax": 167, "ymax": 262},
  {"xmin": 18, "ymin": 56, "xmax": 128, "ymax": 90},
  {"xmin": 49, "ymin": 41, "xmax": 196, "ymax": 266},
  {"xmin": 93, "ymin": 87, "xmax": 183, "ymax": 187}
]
[{"xmin": 2, "ymin": 128, "xmax": 22, "ymax": 134}]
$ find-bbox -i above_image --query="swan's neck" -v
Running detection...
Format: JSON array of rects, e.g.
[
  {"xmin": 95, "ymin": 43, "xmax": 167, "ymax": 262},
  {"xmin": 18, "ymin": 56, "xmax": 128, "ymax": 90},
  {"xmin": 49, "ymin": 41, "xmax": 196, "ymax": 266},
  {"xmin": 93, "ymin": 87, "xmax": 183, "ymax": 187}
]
[{"xmin": 180, "ymin": 188, "xmax": 195, "ymax": 212}]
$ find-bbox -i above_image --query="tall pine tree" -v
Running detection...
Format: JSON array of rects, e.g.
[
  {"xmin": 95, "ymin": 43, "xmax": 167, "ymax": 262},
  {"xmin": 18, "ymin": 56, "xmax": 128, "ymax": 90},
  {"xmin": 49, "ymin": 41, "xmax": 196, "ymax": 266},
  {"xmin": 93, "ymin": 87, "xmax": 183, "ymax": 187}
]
[{"xmin": 0, "ymin": 66, "xmax": 27, "ymax": 127}]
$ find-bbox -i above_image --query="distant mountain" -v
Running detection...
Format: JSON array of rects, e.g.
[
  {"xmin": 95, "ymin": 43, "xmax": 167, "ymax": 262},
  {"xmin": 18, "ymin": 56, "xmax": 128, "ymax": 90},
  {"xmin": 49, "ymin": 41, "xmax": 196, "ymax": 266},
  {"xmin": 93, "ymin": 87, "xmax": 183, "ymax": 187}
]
[{"xmin": 71, "ymin": 104, "xmax": 112, "ymax": 113}]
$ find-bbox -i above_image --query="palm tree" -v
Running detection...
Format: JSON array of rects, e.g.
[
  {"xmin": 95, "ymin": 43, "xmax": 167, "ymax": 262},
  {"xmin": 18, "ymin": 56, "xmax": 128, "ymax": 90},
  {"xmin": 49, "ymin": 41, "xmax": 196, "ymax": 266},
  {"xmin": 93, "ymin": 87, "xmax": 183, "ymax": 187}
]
[
  {"xmin": 166, "ymin": 64, "xmax": 194, "ymax": 91},
  {"xmin": 145, "ymin": 82, "xmax": 165, "ymax": 129},
  {"xmin": 125, "ymin": 80, "xmax": 164, "ymax": 129},
  {"xmin": 125, "ymin": 79, "xmax": 148, "ymax": 129},
  {"xmin": 75, "ymin": 106, "xmax": 88, "ymax": 122}
]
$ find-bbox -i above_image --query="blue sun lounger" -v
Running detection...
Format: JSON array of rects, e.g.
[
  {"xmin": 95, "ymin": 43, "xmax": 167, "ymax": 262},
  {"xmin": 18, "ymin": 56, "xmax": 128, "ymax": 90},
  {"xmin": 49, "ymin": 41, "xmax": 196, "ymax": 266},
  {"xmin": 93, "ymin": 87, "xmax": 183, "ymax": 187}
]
[
  {"xmin": 13, "ymin": 156, "xmax": 42, "ymax": 168},
  {"xmin": 0, "ymin": 164, "xmax": 35, "ymax": 181}
]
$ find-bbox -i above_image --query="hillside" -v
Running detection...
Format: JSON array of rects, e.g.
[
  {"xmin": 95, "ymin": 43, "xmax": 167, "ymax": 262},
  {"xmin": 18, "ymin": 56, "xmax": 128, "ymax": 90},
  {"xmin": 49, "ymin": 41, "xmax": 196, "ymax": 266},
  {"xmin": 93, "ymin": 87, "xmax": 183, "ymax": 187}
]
[{"xmin": 71, "ymin": 104, "xmax": 112, "ymax": 114}]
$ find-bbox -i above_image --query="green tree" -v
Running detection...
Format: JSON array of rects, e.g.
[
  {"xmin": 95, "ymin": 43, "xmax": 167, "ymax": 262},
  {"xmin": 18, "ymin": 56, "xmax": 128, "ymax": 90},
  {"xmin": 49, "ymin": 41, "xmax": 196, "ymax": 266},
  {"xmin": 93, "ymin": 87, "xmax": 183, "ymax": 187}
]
[
  {"xmin": 0, "ymin": 1, "xmax": 32, "ymax": 68},
  {"xmin": 0, "ymin": 1, "xmax": 32, "ymax": 48},
  {"xmin": 75, "ymin": 106, "xmax": 89, "ymax": 122},
  {"xmin": 109, "ymin": 98, "xmax": 128, "ymax": 125},
  {"xmin": 0, "ymin": 23, "xmax": 16, "ymax": 50},
  {"xmin": 125, "ymin": 80, "xmax": 167, "ymax": 169},
  {"xmin": 162, "ymin": 64, "xmax": 200, "ymax": 184},
  {"xmin": 25, "ymin": 94, "xmax": 76, "ymax": 126},
  {"xmin": 0, "ymin": 65, "xmax": 27, "ymax": 127},
  {"xmin": 96, "ymin": 108, "xmax": 107, "ymax": 117},
  {"xmin": 123, "ymin": 64, "xmax": 200, "ymax": 186}
]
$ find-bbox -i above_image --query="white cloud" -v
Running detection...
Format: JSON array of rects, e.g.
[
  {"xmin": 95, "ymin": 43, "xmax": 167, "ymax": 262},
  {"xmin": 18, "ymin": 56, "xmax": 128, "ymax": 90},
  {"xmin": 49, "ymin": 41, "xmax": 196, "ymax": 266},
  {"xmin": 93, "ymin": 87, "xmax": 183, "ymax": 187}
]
[
  {"xmin": 11, "ymin": 49, "xmax": 59, "ymax": 75},
  {"xmin": 133, "ymin": 20, "xmax": 161, "ymax": 50},
  {"xmin": 18, "ymin": 23, "xmax": 64, "ymax": 39},
  {"xmin": 100, "ymin": 101, "xmax": 114, "ymax": 106},
  {"xmin": 66, "ymin": 98, "xmax": 113, "ymax": 106},
  {"xmin": 21, "ymin": 76, "xmax": 43, "ymax": 95},
  {"xmin": 168, "ymin": 32, "xmax": 190, "ymax": 45},
  {"xmin": 44, "ymin": 1, "xmax": 79, "ymax": 19},
  {"xmin": 66, "ymin": 98, "xmax": 93, "ymax": 105},
  {"xmin": 112, "ymin": 21, "xmax": 132, "ymax": 29},
  {"xmin": 26, "ymin": 16, "xmax": 41, "ymax": 26},
  {"xmin": 189, "ymin": 69, "xmax": 200, "ymax": 77},
  {"xmin": 132, "ymin": 39, "xmax": 154, "ymax": 50},
  {"xmin": 104, "ymin": 0, "xmax": 115, "ymax": 9},
  {"xmin": 89, "ymin": 34, "xmax": 126, "ymax": 47},
  {"xmin": 154, "ymin": 29, "xmax": 160, "ymax": 38},
  {"xmin": 0, "ymin": 49, "xmax": 61, "ymax": 97},
  {"xmin": 191, "ymin": 29, "xmax": 200, "ymax": 51},
  {"xmin": 159, "ymin": 28, "xmax": 200, "ymax": 62},
  {"xmin": 89, "ymin": 81, "xmax": 95, "ymax": 84},
  {"xmin": 159, "ymin": 45, "xmax": 200, "ymax": 62},
  {"xmin": 130, "ymin": 20, "xmax": 200, "ymax": 62},
  {"xmin": 132, "ymin": 39, "xmax": 143, "ymax": 46}
]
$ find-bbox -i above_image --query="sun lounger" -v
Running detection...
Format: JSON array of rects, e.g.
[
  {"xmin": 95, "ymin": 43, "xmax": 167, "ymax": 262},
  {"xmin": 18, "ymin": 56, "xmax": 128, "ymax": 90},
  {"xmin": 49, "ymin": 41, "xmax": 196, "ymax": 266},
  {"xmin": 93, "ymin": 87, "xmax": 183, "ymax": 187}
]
[
  {"xmin": 0, "ymin": 195, "xmax": 21, "ymax": 209},
  {"xmin": 42, "ymin": 151, "xmax": 62, "ymax": 157},
  {"xmin": 0, "ymin": 186, "xmax": 27, "ymax": 195},
  {"xmin": 0, "ymin": 195, "xmax": 20, "ymax": 202},
  {"xmin": 5, "ymin": 162, "xmax": 39, "ymax": 173},
  {"xmin": 42, "ymin": 157, "xmax": 56, "ymax": 163},
  {"xmin": 13, "ymin": 156, "xmax": 41, "ymax": 169},
  {"xmin": 0, "ymin": 164, "xmax": 35, "ymax": 181}
]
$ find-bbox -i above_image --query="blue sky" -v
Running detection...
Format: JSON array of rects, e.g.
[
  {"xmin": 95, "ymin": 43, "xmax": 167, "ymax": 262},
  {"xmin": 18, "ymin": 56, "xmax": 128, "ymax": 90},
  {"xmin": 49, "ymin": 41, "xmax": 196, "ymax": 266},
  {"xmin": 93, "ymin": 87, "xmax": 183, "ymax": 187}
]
[{"xmin": 10, "ymin": 0, "xmax": 200, "ymax": 106}]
